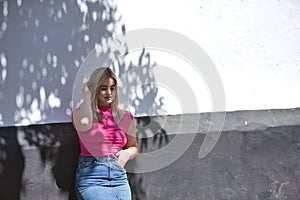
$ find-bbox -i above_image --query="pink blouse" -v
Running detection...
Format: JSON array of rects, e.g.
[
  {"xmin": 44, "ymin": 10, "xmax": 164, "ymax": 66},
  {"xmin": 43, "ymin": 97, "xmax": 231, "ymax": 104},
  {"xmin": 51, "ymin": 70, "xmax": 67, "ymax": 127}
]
[{"xmin": 74, "ymin": 106, "xmax": 133, "ymax": 157}]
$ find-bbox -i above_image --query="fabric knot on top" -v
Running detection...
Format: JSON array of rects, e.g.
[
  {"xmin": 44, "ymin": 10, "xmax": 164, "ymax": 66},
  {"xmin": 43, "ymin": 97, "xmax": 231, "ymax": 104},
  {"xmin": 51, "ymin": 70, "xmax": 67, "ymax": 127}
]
[
  {"xmin": 98, "ymin": 105, "xmax": 112, "ymax": 120},
  {"xmin": 98, "ymin": 105, "xmax": 111, "ymax": 111}
]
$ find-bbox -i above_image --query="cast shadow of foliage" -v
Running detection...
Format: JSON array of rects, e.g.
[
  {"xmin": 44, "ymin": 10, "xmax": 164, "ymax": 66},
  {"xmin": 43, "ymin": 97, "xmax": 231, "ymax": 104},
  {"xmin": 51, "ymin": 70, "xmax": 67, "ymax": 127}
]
[{"xmin": 0, "ymin": 0, "xmax": 170, "ymax": 199}]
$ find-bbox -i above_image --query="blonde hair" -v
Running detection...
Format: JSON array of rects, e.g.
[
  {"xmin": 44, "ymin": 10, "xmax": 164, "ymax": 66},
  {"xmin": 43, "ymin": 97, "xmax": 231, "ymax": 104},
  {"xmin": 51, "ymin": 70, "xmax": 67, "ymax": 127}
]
[{"xmin": 89, "ymin": 67, "xmax": 123, "ymax": 123}]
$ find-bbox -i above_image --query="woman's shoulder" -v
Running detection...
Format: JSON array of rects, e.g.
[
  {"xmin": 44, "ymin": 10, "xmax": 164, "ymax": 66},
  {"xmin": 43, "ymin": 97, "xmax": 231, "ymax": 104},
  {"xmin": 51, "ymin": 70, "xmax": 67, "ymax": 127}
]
[
  {"xmin": 117, "ymin": 109, "xmax": 134, "ymax": 131},
  {"xmin": 119, "ymin": 109, "xmax": 134, "ymax": 120}
]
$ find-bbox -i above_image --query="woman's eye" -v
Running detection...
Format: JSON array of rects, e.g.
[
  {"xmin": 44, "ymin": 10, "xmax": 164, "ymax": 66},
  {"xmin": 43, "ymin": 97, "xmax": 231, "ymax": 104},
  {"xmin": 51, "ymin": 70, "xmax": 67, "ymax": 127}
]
[{"xmin": 100, "ymin": 87, "xmax": 115, "ymax": 91}]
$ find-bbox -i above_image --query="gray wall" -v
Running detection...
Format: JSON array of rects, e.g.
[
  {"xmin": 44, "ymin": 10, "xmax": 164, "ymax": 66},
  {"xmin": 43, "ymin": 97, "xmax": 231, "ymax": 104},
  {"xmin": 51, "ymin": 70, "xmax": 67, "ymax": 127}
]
[{"xmin": 1, "ymin": 108, "xmax": 300, "ymax": 200}]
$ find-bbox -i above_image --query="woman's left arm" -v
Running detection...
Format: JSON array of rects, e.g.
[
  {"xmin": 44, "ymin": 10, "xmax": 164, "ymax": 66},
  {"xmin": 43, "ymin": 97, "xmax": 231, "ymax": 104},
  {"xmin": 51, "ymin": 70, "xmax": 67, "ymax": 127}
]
[
  {"xmin": 124, "ymin": 118, "xmax": 138, "ymax": 158},
  {"xmin": 116, "ymin": 117, "xmax": 138, "ymax": 167}
]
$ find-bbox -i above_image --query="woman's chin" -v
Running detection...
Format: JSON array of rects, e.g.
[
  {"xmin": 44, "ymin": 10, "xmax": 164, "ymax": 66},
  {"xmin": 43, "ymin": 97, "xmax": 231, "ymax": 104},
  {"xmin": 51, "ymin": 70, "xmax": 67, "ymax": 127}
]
[{"xmin": 99, "ymin": 100, "xmax": 113, "ymax": 106}]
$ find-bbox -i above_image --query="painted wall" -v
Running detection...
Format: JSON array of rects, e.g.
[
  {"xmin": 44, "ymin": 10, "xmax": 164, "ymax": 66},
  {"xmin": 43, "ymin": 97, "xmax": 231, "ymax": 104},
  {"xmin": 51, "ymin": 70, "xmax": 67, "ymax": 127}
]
[
  {"xmin": 116, "ymin": 0, "xmax": 300, "ymax": 112},
  {"xmin": 1, "ymin": 109, "xmax": 300, "ymax": 199},
  {"xmin": 0, "ymin": 0, "xmax": 300, "ymax": 127}
]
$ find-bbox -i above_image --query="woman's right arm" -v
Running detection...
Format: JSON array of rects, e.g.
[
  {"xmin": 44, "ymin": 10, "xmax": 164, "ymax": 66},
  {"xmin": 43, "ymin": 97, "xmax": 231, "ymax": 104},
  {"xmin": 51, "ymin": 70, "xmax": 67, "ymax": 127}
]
[{"xmin": 72, "ymin": 81, "xmax": 93, "ymax": 132}]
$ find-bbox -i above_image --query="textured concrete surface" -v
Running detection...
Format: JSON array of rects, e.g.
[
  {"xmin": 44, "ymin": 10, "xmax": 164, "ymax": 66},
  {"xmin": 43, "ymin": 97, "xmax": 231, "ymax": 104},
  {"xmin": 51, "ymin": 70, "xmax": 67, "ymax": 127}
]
[
  {"xmin": 0, "ymin": 108, "xmax": 300, "ymax": 199},
  {"xmin": 130, "ymin": 125, "xmax": 300, "ymax": 200}
]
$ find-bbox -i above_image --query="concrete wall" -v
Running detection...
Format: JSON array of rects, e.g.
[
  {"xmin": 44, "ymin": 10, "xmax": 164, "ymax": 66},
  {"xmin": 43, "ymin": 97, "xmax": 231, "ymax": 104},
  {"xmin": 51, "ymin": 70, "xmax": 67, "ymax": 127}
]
[
  {"xmin": 1, "ymin": 1, "xmax": 300, "ymax": 199},
  {"xmin": 1, "ymin": 108, "xmax": 300, "ymax": 199}
]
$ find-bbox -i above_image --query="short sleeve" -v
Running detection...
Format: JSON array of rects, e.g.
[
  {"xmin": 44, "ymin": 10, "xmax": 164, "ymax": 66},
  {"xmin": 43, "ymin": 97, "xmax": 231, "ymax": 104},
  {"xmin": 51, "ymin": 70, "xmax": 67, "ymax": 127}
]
[
  {"xmin": 127, "ymin": 111, "xmax": 134, "ymax": 120},
  {"xmin": 118, "ymin": 111, "xmax": 134, "ymax": 132}
]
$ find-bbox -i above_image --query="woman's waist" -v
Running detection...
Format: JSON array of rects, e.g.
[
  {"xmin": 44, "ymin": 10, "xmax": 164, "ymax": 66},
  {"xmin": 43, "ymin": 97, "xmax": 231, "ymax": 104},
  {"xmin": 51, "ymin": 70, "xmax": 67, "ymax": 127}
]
[
  {"xmin": 78, "ymin": 154, "xmax": 118, "ymax": 162},
  {"xmin": 79, "ymin": 138, "xmax": 126, "ymax": 147},
  {"xmin": 79, "ymin": 141, "xmax": 123, "ymax": 156}
]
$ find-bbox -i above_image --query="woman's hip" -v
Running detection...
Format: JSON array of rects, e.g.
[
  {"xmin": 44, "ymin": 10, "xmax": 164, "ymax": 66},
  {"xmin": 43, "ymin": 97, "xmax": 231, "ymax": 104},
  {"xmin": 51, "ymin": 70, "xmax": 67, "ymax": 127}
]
[{"xmin": 75, "ymin": 155, "xmax": 128, "ymax": 187}]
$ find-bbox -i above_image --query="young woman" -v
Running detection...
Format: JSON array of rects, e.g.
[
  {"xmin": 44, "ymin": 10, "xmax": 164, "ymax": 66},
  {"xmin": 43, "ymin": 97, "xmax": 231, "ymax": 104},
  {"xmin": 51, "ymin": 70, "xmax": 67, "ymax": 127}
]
[{"xmin": 72, "ymin": 67, "xmax": 138, "ymax": 200}]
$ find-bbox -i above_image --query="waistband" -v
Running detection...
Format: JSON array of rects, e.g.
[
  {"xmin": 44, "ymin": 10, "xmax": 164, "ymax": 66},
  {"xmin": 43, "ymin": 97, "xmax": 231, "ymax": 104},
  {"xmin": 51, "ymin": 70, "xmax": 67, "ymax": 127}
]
[{"xmin": 78, "ymin": 154, "xmax": 118, "ymax": 162}]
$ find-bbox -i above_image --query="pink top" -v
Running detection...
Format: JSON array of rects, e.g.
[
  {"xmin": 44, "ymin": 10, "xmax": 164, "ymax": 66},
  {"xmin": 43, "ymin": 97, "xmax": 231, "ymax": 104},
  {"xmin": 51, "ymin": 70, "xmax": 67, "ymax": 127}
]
[{"xmin": 74, "ymin": 106, "xmax": 133, "ymax": 157}]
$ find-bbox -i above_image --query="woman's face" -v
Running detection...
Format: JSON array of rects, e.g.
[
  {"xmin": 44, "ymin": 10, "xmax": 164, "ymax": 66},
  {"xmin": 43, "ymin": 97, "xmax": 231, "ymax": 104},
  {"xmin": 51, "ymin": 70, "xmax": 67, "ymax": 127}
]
[{"xmin": 97, "ymin": 77, "xmax": 116, "ymax": 106}]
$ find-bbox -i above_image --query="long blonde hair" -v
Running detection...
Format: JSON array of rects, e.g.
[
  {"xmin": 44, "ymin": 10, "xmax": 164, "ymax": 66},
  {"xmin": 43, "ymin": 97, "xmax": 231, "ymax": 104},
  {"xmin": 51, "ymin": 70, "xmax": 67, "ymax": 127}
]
[{"xmin": 89, "ymin": 67, "xmax": 123, "ymax": 123}]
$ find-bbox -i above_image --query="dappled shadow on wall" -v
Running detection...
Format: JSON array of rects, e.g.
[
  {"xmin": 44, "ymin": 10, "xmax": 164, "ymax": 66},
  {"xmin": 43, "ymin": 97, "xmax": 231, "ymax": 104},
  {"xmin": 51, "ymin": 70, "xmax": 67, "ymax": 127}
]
[
  {"xmin": 0, "ymin": 1, "xmax": 169, "ymax": 200},
  {"xmin": 0, "ymin": 0, "xmax": 121, "ymax": 126},
  {"xmin": 0, "ymin": 126, "xmax": 24, "ymax": 200}
]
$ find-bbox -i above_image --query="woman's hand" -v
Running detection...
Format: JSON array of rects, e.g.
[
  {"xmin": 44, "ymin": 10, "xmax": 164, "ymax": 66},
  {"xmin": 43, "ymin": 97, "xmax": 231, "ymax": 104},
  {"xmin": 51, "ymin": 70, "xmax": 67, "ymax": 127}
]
[{"xmin": 116, "ymin": 149, "xmax": 133, "ymax": 168}]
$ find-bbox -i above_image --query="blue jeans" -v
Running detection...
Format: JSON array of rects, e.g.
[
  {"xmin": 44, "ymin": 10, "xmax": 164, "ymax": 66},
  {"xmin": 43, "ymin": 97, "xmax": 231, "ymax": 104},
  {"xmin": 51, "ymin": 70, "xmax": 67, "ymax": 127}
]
[{"xmin": 75, "ymin": 155, "xmax": 131, "ymax": 200}]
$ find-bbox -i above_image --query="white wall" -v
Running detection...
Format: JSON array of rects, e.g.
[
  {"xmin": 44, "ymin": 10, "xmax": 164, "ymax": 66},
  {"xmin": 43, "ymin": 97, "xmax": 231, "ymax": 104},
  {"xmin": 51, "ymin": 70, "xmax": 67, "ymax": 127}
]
[
  {"xmin": 0, "ymin": 0, "xmax": 299, "ymax": 126},
  {"xmin": 116, "ymin": 0, "xmax": 300, "ymax": 112}
]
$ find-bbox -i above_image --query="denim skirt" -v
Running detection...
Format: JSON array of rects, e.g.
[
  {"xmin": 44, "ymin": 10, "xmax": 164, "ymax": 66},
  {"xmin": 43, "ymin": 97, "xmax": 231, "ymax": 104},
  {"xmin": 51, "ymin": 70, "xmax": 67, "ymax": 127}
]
[{"xmin": 75, "ymin": 155, "xmax": 131, "ymax": 200}]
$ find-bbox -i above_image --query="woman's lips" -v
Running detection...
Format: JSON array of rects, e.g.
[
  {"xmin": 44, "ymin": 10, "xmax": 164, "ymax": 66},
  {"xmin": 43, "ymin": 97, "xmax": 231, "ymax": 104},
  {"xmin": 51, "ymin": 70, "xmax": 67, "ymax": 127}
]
[{"xmin": 104, "ymin": 96, "xmax": 112, "ymax": 100}]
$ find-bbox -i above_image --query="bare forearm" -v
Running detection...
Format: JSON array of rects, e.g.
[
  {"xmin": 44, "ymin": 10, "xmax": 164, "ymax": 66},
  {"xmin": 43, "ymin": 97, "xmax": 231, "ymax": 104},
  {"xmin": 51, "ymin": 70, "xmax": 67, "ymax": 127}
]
[
  {"xmin": 73, "ymin": 97, "xmax": 93, "ymax": 131},
  {"xmin": 125, "ymin": 146, "xmax": 138, "ymax": 159}
]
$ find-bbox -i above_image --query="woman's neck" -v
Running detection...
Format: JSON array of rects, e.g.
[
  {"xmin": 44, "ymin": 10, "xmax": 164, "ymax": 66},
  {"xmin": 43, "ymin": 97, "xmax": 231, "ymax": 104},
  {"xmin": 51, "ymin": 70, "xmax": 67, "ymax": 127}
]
[{"xmin": 98, "ymin": 104, "xmax": 111, "ymax": 111}]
